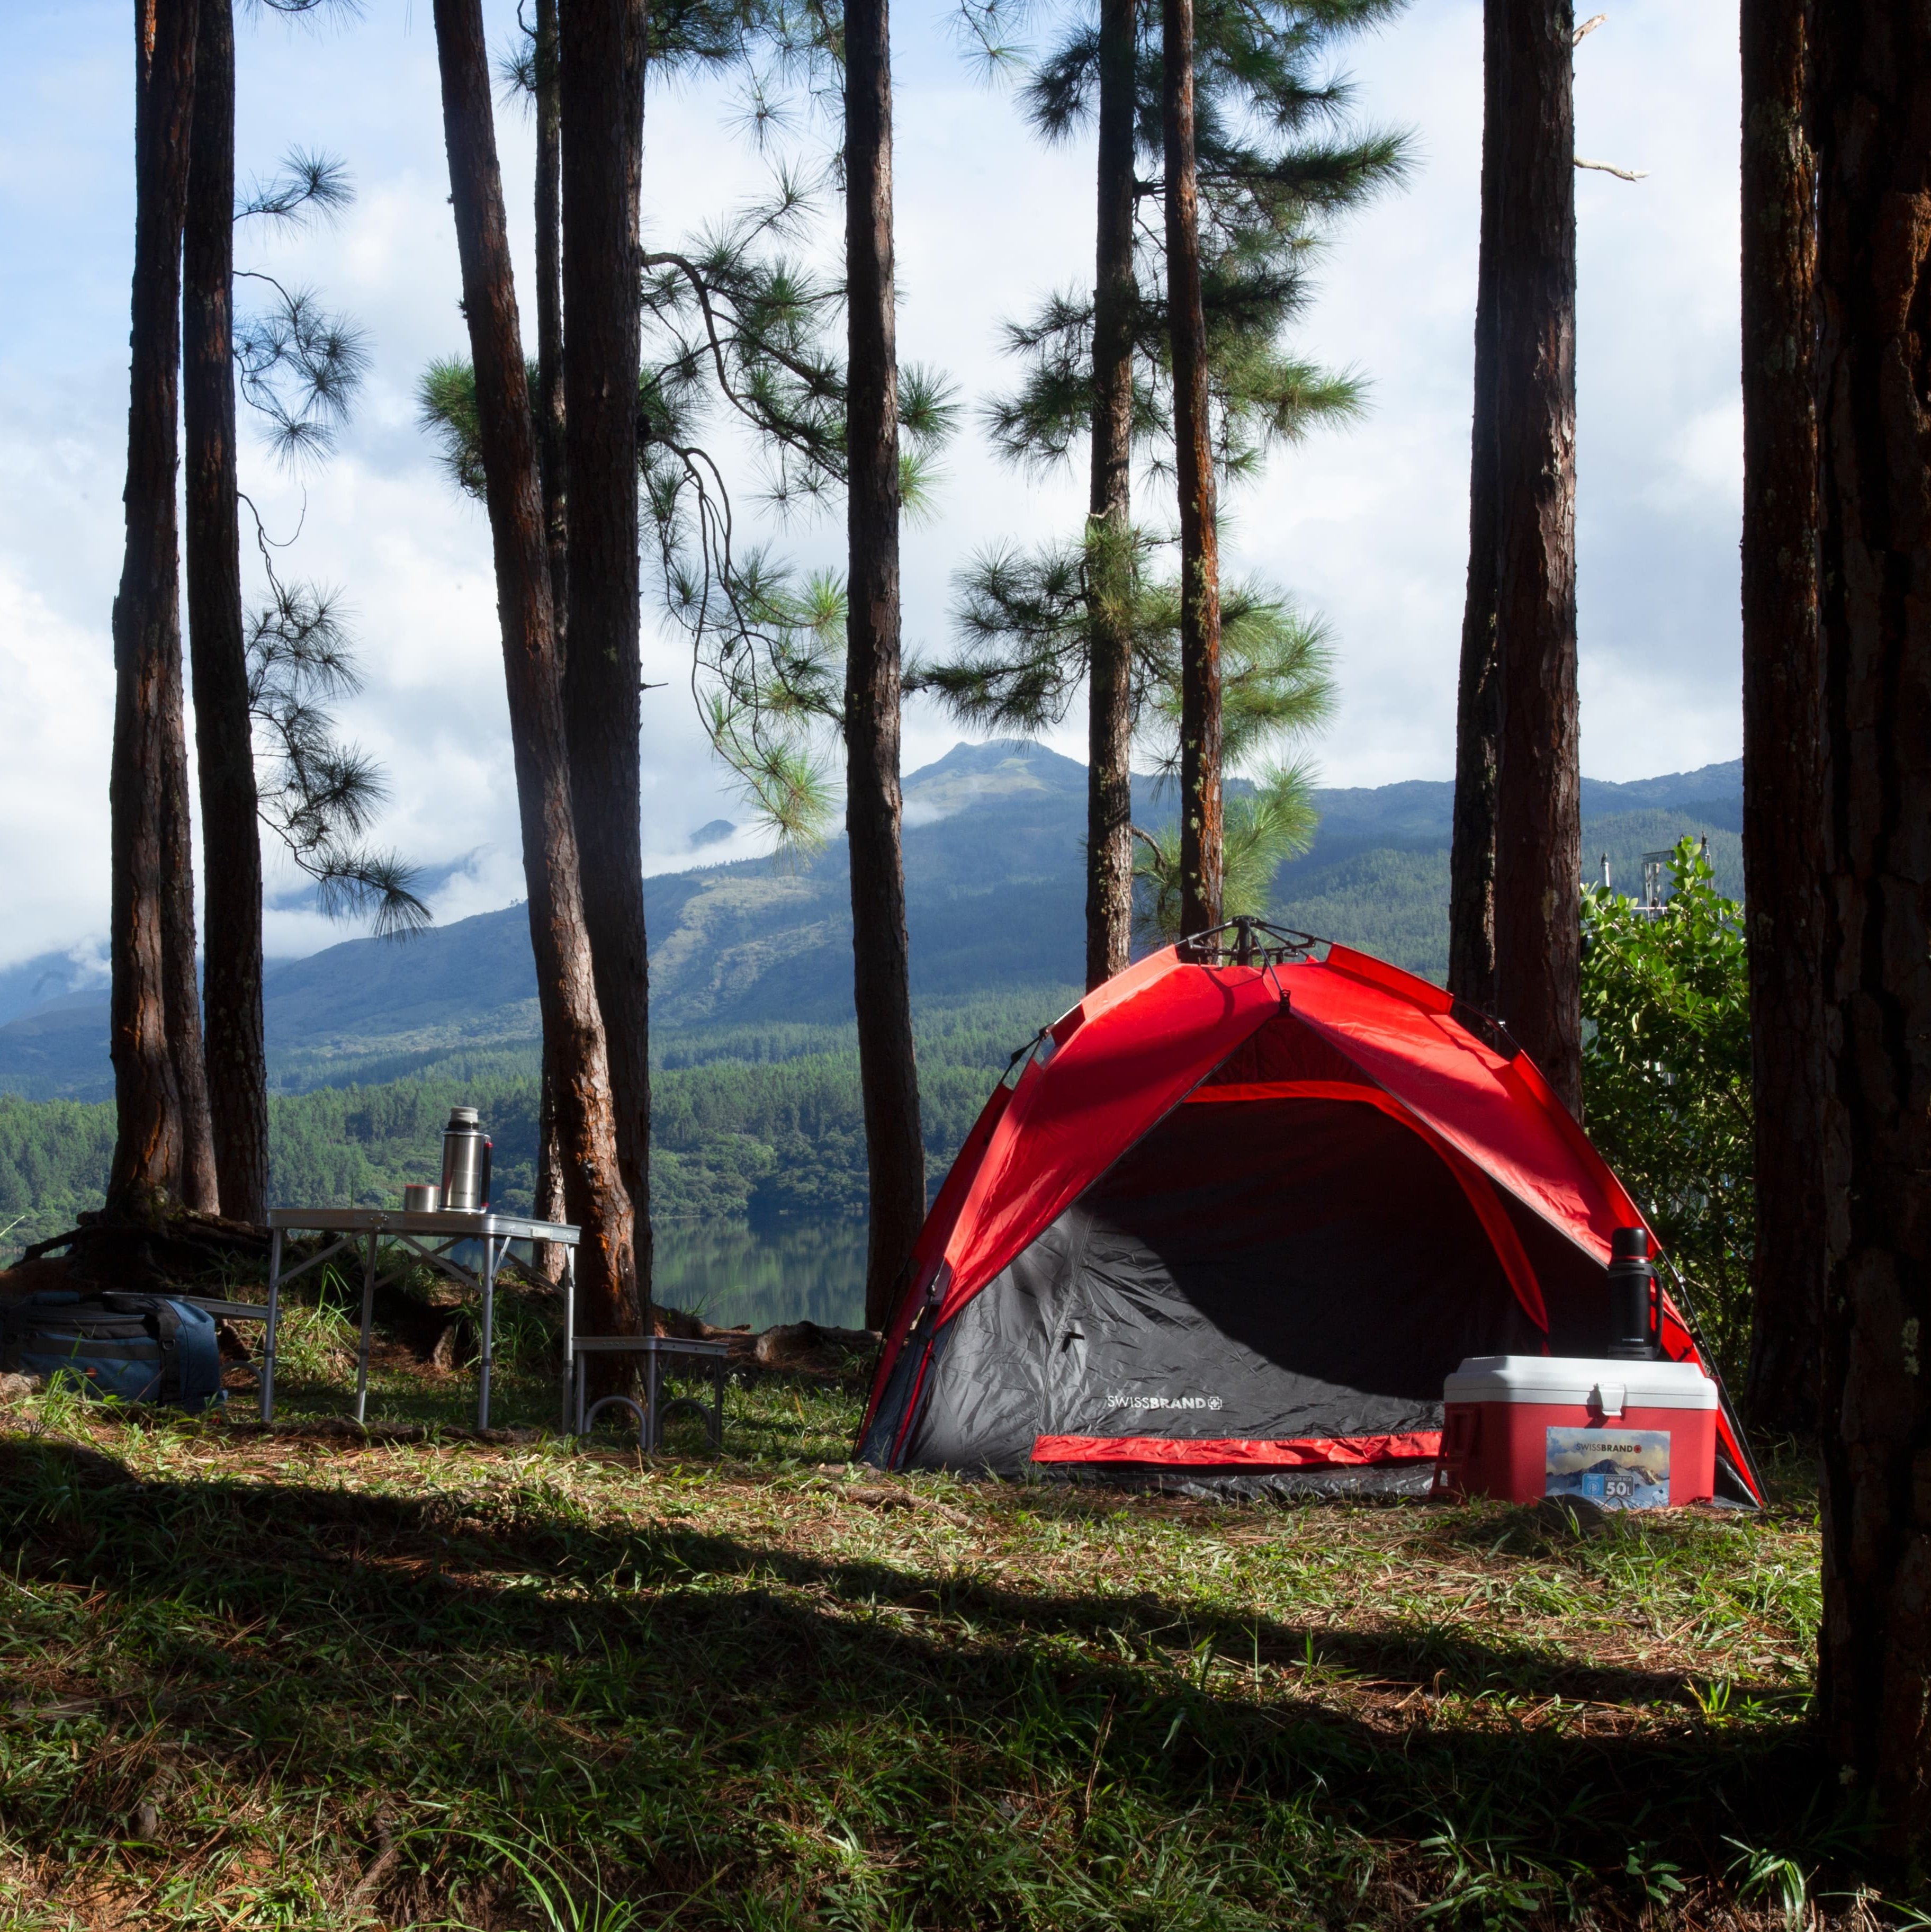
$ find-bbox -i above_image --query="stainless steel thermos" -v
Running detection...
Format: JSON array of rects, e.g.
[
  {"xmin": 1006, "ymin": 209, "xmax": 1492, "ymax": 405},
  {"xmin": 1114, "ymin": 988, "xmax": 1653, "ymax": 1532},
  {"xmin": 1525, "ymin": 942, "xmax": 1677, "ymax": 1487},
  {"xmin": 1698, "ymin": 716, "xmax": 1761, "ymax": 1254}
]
[{"xmin": 439, "ymin": 1106, "xmax": 492, "ymax": 1212}]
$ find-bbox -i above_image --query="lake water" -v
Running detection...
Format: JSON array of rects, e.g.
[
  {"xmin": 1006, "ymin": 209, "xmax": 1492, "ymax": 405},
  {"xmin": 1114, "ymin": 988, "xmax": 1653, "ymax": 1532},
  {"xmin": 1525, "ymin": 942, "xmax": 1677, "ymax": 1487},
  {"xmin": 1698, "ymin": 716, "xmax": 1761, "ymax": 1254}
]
[{"xmin": 651, "ymin": 1217, "xmax": 870, "ymax": 1332}]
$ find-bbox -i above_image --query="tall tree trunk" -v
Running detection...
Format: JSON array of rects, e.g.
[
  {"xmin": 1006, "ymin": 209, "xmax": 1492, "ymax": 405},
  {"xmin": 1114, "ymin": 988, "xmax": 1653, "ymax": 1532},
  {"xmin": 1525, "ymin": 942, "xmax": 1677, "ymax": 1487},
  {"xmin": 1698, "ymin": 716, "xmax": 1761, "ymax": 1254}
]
[
  {"xmin": 560, "ymin": 0, "xmax": 652, "ymax": 1320},
  {"xmin": 431, "ymin": 0, "xmax": 637, "ymax": 1340},
  {"xmin": 154, "ymin": 0, "xmax": 220, "ymax": 1218},
  {"xmin": 1812, "ymin": 0, "xmax": 1931, "ymax": 1855},
  {"xmin": 1447, "ymin": 0, "xmax": 1504, "ymax": 1014},
  {"xmin": 535, "ymin": 0, "xmax": 566, "ymax": 625},
  {"xmin": 185, "ymin": 0, "xmax": 267, "ymax": 1224},
  {"xmin": 1164, "ymin": 0, "xmax": 1222, "ymax": 940},
  {"xmin": 1489, "ymin": 0, "xmax": 1580, "ymax": 1113},
  {"xmin": 1740, "ymin": 0, "xmax": 1824, "ymax": 1436},
  {"xmin": 159, "ymin": 611, "xmax": 220, "ymax": 1213},
  {"xmin": 845, "ymin": 0, "xmax": 926, "ymax": 1330},
  {"xmin": 109, "ymin": 0, "xmax": 200, "ymax": 1221},
  {"xmin": 530, "ymin": 0, "xmax": 569, "ymax": 1271},
  {"xmin": 1084, "ymin": 0, "xmax": 1136, "ymax": 990}
]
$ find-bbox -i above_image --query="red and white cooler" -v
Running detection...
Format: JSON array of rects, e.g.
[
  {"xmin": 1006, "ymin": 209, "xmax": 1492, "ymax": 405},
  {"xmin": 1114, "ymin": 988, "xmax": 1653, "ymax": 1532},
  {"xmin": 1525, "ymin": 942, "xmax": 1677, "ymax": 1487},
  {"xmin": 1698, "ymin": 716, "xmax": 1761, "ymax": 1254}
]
[{"xmin": 1434, "ymin": 1355, "xmax": 1718, "ymax": 1508}]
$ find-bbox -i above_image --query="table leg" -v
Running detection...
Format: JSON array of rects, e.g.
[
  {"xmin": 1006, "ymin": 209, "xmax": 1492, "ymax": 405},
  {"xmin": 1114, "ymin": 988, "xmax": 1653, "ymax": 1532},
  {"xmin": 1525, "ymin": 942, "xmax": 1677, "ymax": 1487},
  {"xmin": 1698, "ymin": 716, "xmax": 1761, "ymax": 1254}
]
[
  {"xmin": 560, "ymin": 1247, "xmax": 576, "ymax": 1434},
  {"xmin": 261, "ymin": 1228, "xmax": 284, "ymax": 1423},
  {"xmin": 646, "ymin": 1347, "xmax": 661, "ymax": 1454},
  {"xmin": 353, "ymin": 1230, "xmax": 379, "ymax": 1425},
  {"xmin": 713, "ymin": 1356, "xmax": 725, "ymax": 1450},
  {"xmin": 478, "ymin": 1235, "xmax": 498, "ymax": 1431}
]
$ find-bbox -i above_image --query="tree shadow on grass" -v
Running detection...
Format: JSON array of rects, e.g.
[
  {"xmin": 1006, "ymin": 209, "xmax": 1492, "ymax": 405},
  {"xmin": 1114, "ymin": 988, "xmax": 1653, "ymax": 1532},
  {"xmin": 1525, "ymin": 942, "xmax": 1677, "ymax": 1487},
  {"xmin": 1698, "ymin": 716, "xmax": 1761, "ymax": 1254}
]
[{"xmin": 0, "ymin": 1434, "xmax": 1844, "ymax": 1925}]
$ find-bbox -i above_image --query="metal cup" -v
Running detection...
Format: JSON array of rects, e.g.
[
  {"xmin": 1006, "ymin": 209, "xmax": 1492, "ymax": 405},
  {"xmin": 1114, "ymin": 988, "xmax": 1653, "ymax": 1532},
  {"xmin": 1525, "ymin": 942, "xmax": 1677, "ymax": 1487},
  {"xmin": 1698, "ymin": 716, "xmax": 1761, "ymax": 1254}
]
[{"xmin": 403, "ymin": 1183, "xmax": 440, "ymax": 1213}]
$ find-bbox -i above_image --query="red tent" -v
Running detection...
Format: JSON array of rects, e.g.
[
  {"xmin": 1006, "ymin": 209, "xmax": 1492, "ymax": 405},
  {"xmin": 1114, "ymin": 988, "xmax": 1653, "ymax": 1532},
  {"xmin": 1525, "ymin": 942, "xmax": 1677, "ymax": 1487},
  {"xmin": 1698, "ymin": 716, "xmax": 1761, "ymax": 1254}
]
[{"xmin": 860, "ymin": 934, "xmax": 1761, "ymax": 1502}]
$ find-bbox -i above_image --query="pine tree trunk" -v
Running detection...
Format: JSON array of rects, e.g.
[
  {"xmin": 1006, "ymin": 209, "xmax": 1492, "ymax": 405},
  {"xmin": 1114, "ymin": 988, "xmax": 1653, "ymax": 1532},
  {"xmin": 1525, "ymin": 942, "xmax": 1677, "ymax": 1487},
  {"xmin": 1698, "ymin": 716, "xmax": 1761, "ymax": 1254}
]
[
  {"xmin": 1812, "ymin": 0, "xmax": 1931, "ymax": 1854},
  {"xmin": 159, "ymin": 617, "xmax": 220, "ymax": 1213},
  {"xmin": 560, "ymin": 0, "xmax": 652, "ymax": 1321},
  {"xmin": 185, "ymin": 0, "xmax": 268, "ymax": 1226},
  {"xmin": 1084, "ymin": 0, "xmax": 1137, "ymax": 990},
  {"xmin": 1164, "ymin": 0, "xmax": 1222, "ymax": 940},
  {"xmin": 534, "ymin": 0, "xmax": 565, "ymax": 627},
  {"xmin": 1447, "ymin": 0, "xmax": 1503, "ymax": 1014},
  {"xmin": 530, "ymin": 0, "xmax": 569, "ymax": 1278},
  {"xmin": 845, "ymin": 0, "xmax": 926, "ymax": 1330},
  {"xmin": 1740, "ymin": 0, "xmax": 1824, "ymax": 1437},
  {"xmin": 109, "ymin": 0, "xmax": 200, "ymax": 1221},
  {"xmin": 1489, "ymin": 0, "xmax": 1580, "ymax": 1113},
  {"xmin": 431, "ymin": 0, "xmax": 637, "ymax": 1340}
]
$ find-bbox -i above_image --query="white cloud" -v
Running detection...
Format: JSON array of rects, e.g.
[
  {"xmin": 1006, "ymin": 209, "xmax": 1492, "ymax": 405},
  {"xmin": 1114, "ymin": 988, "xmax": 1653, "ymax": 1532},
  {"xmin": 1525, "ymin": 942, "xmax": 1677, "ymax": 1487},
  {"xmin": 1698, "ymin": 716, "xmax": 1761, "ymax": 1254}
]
[
  {"xmin": 0, "ymin": 569, "xmax": 114, "ymax": 950},
  {"xmin": 0, "ymin": 0, "xmax": 1750, "ymax": 968}
]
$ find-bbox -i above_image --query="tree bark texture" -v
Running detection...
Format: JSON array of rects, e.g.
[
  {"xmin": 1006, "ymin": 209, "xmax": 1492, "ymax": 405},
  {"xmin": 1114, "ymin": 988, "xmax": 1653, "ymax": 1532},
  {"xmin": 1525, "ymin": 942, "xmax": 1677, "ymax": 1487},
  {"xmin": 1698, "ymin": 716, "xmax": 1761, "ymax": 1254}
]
[
  {"xmin": 109, "ymin": 0, "xmax": 200, "ymax": 1220},
  {"xmin": 185, "ymin": 0, "xmax": 268, "ymax": 1225},
  {"xmin": 1740, "ymin": 0, "xmax": 1825, "ymax": 1436},
  {"xmin": 1812, "ymin": 0, "xmax": 1931, "ymax": 1857},
  {"xmin": 561, "ymin": 0, "xmax": 652, "ymax": 1318},
  {"xmin": 535, "ymin": 0, "xmax": 566, "ymax": 628},
  {"xmin": 1163, "ymin": 0, "xmax": 1223, "ymax": 940},
  {"xmin": 845, "ymin": 0, "xmax": 927, "ymax": 1331},
  {"xmin": 1447, "ymin": 0, "xmax": 1504, "ymax": 1015},
  {"xmin": 1489, "ymin": 0, "xmax": 1580, "ymax": 1115},
  {"xmin": 159, "ymin": 596, "xmax": 220, "ymax": 1214},
  {"xmin": 530, "ymin": 0, "xmax": 569, "ymax": 1279},
  {"xmin": 432, "ymin": 0, "xmax": 638, "ymax": 1341},
  {"xmin": 1084, "ymin": 0, "xmax": 1137, "ymax": 991}
]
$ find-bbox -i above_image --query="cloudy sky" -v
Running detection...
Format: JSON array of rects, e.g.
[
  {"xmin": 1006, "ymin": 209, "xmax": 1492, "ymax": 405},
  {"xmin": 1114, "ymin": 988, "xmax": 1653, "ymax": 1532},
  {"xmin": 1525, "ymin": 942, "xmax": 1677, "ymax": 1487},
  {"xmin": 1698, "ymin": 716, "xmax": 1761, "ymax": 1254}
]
[{"xmin": 0, "ymin": 0, "xmax": 1741, "ymax": 971}]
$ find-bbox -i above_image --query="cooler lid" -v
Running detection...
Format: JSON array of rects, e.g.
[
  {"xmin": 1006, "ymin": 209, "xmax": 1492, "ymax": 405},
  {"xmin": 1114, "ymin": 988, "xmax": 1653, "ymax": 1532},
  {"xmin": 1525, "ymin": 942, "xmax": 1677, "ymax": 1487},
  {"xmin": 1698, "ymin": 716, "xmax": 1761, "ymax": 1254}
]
[{"xmin": 1444, "ymin": 1354, "xmax": 1717, "ymax": 1412}]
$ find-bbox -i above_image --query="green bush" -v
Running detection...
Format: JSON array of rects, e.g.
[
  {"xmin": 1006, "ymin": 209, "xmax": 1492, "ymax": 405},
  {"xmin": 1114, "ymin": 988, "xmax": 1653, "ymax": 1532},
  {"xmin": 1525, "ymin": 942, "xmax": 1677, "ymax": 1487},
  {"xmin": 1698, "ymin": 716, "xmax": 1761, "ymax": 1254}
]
[{"xmin": 1580, "ymin": 838, "xmax": 1752, "ymax": 1380}]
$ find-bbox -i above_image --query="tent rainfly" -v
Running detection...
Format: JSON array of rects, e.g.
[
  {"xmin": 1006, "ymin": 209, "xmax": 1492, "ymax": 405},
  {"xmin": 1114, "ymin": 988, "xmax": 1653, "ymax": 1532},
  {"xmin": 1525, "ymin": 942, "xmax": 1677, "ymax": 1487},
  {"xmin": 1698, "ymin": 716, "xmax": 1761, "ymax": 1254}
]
[{"xmin": 859, "ymin": 931, "xmax": 1761, "ymax": 1505}]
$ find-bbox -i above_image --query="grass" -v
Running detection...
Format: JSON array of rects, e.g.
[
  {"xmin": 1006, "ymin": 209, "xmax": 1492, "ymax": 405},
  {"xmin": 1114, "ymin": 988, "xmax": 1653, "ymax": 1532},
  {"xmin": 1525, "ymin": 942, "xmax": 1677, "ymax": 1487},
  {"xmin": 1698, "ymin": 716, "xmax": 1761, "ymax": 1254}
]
[{"xmin": 0, "ymin": 1331, "xmax": 1869, "ymax": 1932}]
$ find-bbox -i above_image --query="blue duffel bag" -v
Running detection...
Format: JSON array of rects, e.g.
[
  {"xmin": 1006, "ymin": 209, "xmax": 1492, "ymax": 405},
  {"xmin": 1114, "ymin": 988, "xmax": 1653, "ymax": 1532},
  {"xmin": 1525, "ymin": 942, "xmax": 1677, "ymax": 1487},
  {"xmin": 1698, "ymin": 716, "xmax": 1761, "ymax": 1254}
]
[{"xmin": 0, "ymin": 1291, "xmax": 224, "ymax": 1412}]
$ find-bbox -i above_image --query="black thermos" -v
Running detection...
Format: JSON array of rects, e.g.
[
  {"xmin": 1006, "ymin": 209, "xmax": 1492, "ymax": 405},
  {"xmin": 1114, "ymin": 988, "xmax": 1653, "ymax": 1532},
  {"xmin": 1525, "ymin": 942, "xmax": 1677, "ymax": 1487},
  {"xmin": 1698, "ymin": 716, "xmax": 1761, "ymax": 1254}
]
[{"xmin": 1606, "ymin": 1225, "xmax": 1660, "ymax": 1360}]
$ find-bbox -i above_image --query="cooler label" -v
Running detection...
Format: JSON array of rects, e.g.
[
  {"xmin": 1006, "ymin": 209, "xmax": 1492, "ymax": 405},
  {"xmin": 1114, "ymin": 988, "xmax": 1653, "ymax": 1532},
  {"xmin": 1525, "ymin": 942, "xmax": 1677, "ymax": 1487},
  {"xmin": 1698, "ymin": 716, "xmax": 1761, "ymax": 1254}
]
[{"xmin": 1545, "ymin": 1427, "xmax": 1670, "ymax": 1509}]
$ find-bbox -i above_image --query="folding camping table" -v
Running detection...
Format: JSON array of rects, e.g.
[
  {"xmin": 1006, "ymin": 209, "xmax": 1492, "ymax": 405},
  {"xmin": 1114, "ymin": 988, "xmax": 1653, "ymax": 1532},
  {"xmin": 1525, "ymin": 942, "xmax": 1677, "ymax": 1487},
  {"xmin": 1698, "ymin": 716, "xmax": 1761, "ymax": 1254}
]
[{"xmin": 261, "ymin": 1208, "xmax": 580, "ymax": 1429}]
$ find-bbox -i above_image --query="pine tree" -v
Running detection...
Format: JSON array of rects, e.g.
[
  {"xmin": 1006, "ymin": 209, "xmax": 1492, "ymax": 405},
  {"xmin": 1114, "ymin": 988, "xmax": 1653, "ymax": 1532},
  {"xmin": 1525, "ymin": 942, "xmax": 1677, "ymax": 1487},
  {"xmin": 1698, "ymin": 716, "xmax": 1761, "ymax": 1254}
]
[
  {"xmin": 184, "ymin": 0, "xmax": 260, "ymax": 1219},
  {"xmin": 1452, "ymin": 6, "xmax": 1644, "ymax": 1111},
  {"xmin": 1445, "ymin": 0, "xmax": 1503, "ymax": 1015},
  {"xmin": 1486, "ymin": 0, "xmax": 1580, "ymax": 1113},
  {"xmin": 429, "ymin": 0, "xmax": 638, "ymax": 1343},
  {"xmin": 843, "ymin": 0, "xmax": 926, "ymax": 1327},
  {"xmin": 1738, "ymin": 0, "xmax": 1824, "ymax": 1436},
  {"xmin": 529, "ymin": 0, "xmax": 569, "ymax": 1258},
  {"xmin": 924, "ymin": 0, "xmax": 1405, "ymax": 969},
  {"xmin": 109, "ymin": 0, "xmax": 201, "ymax": 1220},
  {"xmin": 1163, "ymin": 0, "xmax": 1221, "ymax": 934},
  {"xmin": 561, "ymin": 0, "xmax": 654, "ymax": 1319},
  {"xmin": 184, "ymin": 3, "xmax": 422, "ymax": 1226},
  {"xmin": 1811, "ymin": 0, "xmax": 1931, "ymax": 1853}
]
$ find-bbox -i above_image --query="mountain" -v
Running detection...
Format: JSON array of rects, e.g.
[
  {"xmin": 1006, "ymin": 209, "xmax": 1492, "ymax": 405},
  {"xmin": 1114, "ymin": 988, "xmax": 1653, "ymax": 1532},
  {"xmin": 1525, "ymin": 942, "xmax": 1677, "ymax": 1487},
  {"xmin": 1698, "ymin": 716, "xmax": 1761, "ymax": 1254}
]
[{"xmin": 0, "ymin": 741, "xmax": 1744, "ymax": 1099}]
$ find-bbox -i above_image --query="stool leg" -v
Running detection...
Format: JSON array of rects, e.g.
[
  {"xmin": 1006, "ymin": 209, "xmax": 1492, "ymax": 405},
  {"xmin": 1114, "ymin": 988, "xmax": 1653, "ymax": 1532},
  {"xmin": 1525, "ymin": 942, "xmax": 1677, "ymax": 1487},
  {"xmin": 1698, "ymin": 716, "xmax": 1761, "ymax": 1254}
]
[
  {"xmin": 478, "ymin": 1235, "xmax": 498, "ymax": 1431},
  {"xmin": 560, "ymin": 1248, "xmax": 577, "ymax": 1433},
  {"xmin": 262, "ymin": 1228, "xmax": 284, "ymax": 1423},
  {"xmin": 353, "ymin": 1230, "xmax": 378, "ymax": 1424}
]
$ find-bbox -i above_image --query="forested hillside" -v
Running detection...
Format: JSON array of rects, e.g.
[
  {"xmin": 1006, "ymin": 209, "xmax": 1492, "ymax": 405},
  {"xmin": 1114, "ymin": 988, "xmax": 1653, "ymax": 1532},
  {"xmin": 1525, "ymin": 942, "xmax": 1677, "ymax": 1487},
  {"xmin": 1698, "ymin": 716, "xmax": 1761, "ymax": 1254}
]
[
  {"xmin": 0, "ymin": 741, "xmax": 1744, "ymax": 1259},
  {"xmin": 0, "ymin": 740, "xmax": 1745, "ymax": 1098},
  {"xmin": 0, "ymin": 988, "xmax": 1077, "ymax": 1260}
]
